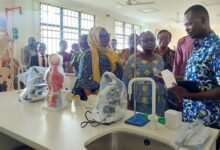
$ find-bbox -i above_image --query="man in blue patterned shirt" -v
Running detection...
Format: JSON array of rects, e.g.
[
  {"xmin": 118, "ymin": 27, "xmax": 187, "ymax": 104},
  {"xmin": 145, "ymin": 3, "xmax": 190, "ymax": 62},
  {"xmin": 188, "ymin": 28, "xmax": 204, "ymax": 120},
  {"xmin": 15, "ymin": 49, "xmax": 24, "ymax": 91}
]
[{"xmin": 170, "ymin": 4, "xmax": 220, "ymax": 131}]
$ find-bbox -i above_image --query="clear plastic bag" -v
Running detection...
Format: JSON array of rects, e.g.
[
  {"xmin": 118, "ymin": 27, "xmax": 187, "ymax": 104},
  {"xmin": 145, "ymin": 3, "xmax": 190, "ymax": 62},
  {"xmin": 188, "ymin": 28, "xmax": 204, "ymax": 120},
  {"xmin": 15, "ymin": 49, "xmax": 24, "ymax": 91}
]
[
  {"xmin": 91, "ymin": 72, "xmax": 127, "ymax": 124},
  {"xmin": 174, "ymin": 119, "xmax": 210, "ymax": 150},
  {"xmin": 18, "ymin": 66, "xmax": 48, "ymax": 102}
]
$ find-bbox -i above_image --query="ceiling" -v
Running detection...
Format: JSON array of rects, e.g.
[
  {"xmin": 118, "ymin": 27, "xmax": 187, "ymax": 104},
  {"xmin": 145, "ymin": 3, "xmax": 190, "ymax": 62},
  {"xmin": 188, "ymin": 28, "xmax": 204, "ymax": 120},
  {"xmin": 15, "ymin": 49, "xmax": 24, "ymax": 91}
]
[{"xmin": 70, "ymin": 0, "xmax": 220, "ymax": 27}]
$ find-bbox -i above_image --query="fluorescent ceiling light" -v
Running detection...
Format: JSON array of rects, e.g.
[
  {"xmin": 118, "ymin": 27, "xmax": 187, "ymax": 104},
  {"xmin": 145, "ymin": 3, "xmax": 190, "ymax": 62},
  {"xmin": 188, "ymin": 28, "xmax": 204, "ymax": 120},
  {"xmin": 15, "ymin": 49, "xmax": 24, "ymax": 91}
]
[{"xmin": 139, "ymin": 8, "xmax": 158, "ymax": 13}]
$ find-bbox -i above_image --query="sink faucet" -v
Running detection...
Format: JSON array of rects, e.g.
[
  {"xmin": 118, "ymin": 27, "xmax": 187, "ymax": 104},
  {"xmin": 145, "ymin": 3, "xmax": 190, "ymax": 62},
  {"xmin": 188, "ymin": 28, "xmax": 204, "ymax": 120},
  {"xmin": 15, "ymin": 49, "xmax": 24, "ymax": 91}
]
[{"xmin": 128, "ymin": 77, "xmax": 157, "ymax": 129}]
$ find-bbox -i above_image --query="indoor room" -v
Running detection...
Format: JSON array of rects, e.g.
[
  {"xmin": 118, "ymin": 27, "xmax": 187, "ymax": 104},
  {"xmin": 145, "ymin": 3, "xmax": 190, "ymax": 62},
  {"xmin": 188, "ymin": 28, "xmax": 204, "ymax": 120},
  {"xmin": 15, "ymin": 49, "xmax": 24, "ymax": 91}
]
[{"xmin": 0, "ymin": 0, "xmax": 219, "ymax": 149}]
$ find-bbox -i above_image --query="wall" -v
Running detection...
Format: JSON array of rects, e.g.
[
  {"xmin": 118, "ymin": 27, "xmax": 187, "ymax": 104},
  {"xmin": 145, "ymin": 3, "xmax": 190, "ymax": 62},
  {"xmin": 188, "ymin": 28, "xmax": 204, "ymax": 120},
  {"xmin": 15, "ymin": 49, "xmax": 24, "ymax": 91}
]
[
  {"xmin": 0, "ymin": 0, "xmax": 35, "ymax": 63},
  {"xmin": 147, "ymin": 23, "xmax": 187, "ymax": 50},
  {"xmin": 212, "ymin": 26, "xmax": 220, "ymax": 35},
  {"xmin": 0, "ymin": 0, "xmax": 148, "ymax": 61},
  {"xmin": 147, "ymin": 23, "xmax": 220, "ymax": 50},
  {"xmin": 0, "ymin": 0, "xmax": 15, "ymax": 33},
  {"xmin": 2, "ymin": 0, "xmax": 220, "ymax": 61}
]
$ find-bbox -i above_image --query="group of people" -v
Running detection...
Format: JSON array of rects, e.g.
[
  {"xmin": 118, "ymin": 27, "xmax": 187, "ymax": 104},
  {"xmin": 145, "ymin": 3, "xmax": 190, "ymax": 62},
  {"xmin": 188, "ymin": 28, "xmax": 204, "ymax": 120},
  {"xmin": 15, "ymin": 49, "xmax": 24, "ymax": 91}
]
[
  {"xmin": 20, "ymin": 34, "xmax": 91, "ymax": 75},
  {"xmin": 72, "ymin": 26, "xmax": 181, "ymax": 117},
  {"xmin": 73, "ymin": 5, "xmax": 220, "ymax": 139},
  {"xmin": 0, "ymin": 4, "xmax": 219, "ymax": 147}
]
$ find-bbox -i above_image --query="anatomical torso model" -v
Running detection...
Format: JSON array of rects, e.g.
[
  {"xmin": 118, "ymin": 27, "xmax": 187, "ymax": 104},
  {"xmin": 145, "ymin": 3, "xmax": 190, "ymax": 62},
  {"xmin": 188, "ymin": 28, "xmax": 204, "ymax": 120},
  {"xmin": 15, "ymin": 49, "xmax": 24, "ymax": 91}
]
[{"xmin": 45, "ymin": 54, "xmax": 64, "ymax": 108}]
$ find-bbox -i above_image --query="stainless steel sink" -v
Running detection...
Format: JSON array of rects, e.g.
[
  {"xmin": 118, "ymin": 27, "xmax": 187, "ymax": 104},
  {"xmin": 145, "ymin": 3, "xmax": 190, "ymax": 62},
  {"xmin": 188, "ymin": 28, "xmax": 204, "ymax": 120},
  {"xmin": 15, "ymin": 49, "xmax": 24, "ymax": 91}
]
[{"xmin": 85, "ymin": 130, "xmax": 175, "ymax": 150}]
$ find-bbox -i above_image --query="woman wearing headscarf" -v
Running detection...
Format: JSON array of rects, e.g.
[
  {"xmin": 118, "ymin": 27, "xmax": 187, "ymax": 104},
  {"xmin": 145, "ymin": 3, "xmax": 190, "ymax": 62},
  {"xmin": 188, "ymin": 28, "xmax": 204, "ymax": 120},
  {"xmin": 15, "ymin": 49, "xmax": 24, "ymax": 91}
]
[{"xmin": 72, "ymin": 26, "xmax": 122, "ymax": 100}]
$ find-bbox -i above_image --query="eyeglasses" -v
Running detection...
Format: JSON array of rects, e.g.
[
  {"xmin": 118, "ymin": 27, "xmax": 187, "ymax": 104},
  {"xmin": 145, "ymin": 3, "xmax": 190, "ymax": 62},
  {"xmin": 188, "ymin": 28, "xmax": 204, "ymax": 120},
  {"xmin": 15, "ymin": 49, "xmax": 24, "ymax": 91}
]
[
  {"xmin": 141, "ymin": 38, "xmax": 155, "ymax": 43},
  {"xmin": 99, "ymin": 33, "xmax": 111, "ymax": 38},
  {"xmin": 157, "ymin": 37, "xmax": 170, "ymax": 42}
]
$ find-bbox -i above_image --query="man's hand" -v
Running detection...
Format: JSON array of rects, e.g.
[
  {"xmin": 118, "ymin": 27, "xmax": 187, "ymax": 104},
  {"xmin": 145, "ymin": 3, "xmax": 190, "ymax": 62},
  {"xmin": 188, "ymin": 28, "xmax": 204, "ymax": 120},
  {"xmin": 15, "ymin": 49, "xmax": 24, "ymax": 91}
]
[
  {"xmin": 168, "ymin": 85, "xmax": 190, "ymax": 100},
  {"xmin": 154, "ymin": 74, "xmax": 164, "ymax": 84}
]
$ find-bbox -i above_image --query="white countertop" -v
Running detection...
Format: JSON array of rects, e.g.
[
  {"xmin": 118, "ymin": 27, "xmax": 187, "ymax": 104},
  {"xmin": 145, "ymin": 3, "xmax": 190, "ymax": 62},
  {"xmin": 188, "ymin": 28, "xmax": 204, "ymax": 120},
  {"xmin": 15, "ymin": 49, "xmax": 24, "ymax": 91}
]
[{"xmin": 0, "ymin": 91, "xmax": 219, "ymax": 150}]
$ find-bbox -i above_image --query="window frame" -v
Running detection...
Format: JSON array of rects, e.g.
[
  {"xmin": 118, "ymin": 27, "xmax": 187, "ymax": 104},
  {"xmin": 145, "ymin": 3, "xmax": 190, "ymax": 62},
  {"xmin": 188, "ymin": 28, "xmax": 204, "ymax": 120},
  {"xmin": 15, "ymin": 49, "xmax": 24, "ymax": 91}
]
[
  {"xmin": 115, "ymin": 20, "xmax": 141, "ymax": 49},
  {"xmin": 40, "ymin": 3, "xmax": 95, "ymax": 54}
]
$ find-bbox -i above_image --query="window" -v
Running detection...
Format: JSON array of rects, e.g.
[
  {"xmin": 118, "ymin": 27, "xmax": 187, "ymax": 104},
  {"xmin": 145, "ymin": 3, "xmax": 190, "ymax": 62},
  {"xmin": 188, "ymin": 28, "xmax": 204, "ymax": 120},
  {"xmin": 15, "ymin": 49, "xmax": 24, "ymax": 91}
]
[
  {"xmin": 134, "ymin": 25, "xmax": 142, "ymax": 35},
  {"xmin": 115, "ymin": 21, "xmax": 142, "ymax": 49},
  {"xmin": 81, "ymin": 13, "xmax": 95, "ymax": 34},
  {"xmin": 40, "ymin": 4, "xmax": 95, "ymax": 54},
  {"xmin": 40, "ymin": 4, "xmax": 61, "ymax": 54}
]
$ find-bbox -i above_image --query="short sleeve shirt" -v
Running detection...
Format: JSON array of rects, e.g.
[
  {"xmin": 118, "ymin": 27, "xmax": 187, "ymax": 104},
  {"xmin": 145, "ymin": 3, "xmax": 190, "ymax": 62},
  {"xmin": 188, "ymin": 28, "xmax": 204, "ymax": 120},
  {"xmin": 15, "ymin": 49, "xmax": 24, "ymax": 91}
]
[{"xmin": 183, "ymin": 32, "xmax": 220, "ymax": 126}]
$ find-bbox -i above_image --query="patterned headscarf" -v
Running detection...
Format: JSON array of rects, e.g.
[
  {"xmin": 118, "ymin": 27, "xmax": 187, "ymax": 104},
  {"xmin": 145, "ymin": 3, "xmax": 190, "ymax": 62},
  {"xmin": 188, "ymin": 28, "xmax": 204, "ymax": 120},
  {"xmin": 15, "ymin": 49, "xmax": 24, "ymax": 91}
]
[{"xmin": 88, "ymin": 26, "xmax": 119, "ymax": 83}]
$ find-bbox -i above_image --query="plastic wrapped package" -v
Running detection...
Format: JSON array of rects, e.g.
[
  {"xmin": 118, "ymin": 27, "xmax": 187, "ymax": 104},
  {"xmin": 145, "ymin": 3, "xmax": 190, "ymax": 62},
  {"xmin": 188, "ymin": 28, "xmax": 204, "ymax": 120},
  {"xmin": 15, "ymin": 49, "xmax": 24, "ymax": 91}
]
[
  {"xmin": 174, "ymin": 119, "xmax": 211, "ymax": 149},
  {"xmin": 18, "ymin": 66, "xmax": 48, "ymax": 102},
  {"xmin": 91, "ymin": 72, "xmax": 127, "ymax": 124}
]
